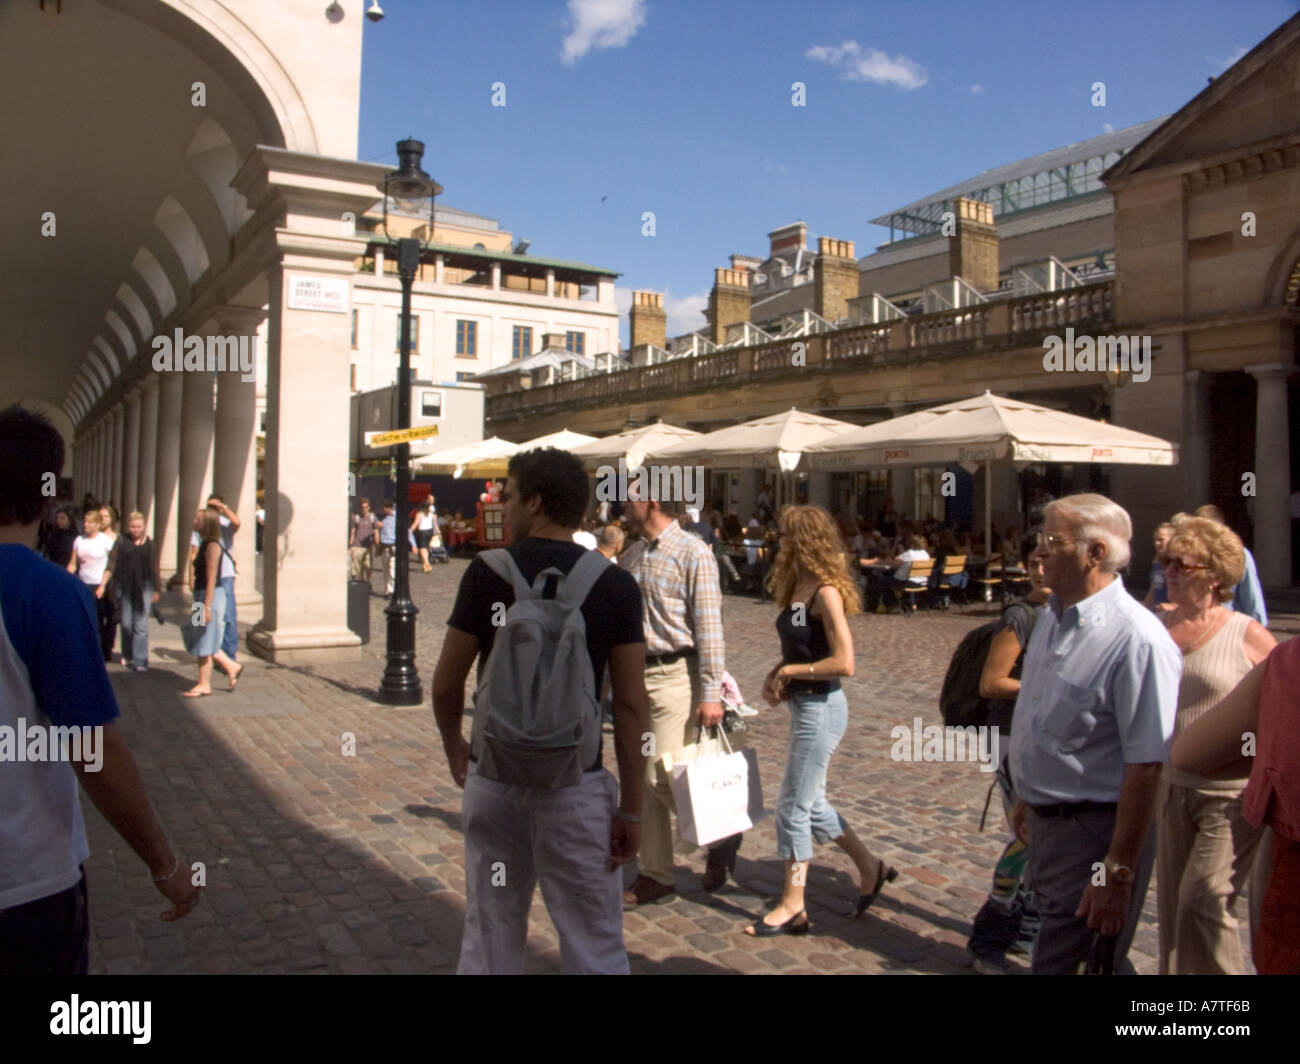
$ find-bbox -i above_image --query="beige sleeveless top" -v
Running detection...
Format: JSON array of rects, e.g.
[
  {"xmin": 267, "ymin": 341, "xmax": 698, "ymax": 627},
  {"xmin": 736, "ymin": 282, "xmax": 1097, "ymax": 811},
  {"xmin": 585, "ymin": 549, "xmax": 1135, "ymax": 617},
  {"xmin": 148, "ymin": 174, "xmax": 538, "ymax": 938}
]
[{"xmin": 1164, "ymin": 610, "xmax": 1253, "ymax": 790}]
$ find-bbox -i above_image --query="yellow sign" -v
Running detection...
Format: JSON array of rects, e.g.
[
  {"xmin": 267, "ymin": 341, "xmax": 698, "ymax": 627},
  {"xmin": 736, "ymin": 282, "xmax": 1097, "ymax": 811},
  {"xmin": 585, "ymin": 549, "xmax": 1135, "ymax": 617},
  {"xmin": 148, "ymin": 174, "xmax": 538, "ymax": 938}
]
[{"xmin": 365, "ymin": 424, "xmax": 440, "ymax": 447}]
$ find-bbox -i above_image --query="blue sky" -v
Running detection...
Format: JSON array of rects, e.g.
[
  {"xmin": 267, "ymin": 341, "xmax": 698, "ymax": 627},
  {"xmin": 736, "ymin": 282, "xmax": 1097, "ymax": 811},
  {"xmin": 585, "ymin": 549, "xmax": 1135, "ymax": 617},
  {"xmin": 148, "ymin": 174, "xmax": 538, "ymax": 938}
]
[{"xmin": 358, "ymin": 0, "xmax": 1298, "ymax": 345}]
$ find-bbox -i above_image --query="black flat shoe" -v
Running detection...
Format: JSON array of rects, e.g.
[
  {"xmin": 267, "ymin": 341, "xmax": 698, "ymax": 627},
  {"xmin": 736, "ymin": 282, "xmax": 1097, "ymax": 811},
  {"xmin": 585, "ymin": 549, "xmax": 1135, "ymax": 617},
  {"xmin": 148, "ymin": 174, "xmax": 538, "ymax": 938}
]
[
  {"xmin": 854, "ymin": 863, "xmax": 898, "ymax": 917},
  {"xmin": 745, "ymin": 910, "xmax": 811, "ymax": 937}
]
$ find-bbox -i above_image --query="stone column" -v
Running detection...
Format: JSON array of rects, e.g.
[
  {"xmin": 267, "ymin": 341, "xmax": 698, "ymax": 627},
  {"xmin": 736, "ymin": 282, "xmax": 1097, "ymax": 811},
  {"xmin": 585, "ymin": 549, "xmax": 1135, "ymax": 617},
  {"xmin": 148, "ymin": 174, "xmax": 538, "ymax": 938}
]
[
  {"xmin": 230, "ymin": 146, "xmax": 385, "ymax": 662},
  {"xmin": 212, "ymin": 306, "xmax": 265, "ymax": 616},
  {"xmin": 108, "ymin": 404, "xmax": 124, "ymax": 509},
  {"xmin": 94, "ymin": 421, "xmax": 107, "ymax": 501},
  {"xmin": 1246, "ymin": 363, "xmax": 1294, "ymax": 587},
  {"xmin": 123, "ymin": 390, "xmax": 141, "ymax": 514},
  {"xmin": 177, "ymin": 369, "xmax": 216, "ymax": 575},
  {"xmin": 249, "ymin": 256, "xmax": 361, "ymax": 663},
  {"xmin": 1183, "ymin": 370, "xmax": 1211, "ymax": 508},
  {"xmin": 137, "ymin": 377, "xmax": 159, "ymax": 531},
  {"xmin": 154, "ymin": 375, "xmax": 184, "ymax": 584}
]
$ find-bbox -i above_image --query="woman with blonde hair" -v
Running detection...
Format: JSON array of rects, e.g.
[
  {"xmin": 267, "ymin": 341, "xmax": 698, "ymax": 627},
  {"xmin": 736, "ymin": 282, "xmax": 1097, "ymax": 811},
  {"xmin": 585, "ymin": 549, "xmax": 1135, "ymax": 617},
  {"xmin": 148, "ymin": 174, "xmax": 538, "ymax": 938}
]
[
  {"xmin": 1156, "ymin": 515, "xmax": 1275, "ymax": 973},
  {"xmin": 184, "ymin": 507, "xmax": 242, "ymax": 697},
  {"xmin": 744, "ymin": 505, "xmax": 895, "ymax": 936}
]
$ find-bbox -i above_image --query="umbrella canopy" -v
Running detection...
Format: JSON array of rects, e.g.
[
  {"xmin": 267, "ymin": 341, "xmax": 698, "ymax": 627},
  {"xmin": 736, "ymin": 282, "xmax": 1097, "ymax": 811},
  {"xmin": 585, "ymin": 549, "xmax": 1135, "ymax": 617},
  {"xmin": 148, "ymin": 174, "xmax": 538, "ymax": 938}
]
[
  {"xmin": 569, "ymin": 423, "xmax": 702, "ymax": 471},
  {"xmin": 804, "ymin": 390, "xmax": 1178, "ymax": 557},
  {"xmin": 515, "ymin": 428, "xmax": 599, "ymax": 451},
  {"xmin": 410, "ymin": 436, "xmax": 519, "ymax": 478},
  {"xmin": 652, "ymin": 407, "xmax": 858, "ymax": 471},
  {"xmin": 805, "ymin": 391, "xmax": 1178, "ymax": 469}
]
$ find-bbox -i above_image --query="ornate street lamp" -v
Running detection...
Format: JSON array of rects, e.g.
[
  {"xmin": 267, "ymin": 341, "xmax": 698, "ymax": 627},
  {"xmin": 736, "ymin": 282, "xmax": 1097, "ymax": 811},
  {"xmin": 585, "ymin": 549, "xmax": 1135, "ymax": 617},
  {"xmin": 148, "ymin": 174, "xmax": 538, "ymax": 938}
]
[{"xmin": 375, "ymin": 139, "xmax": 441, "ymax": 705}]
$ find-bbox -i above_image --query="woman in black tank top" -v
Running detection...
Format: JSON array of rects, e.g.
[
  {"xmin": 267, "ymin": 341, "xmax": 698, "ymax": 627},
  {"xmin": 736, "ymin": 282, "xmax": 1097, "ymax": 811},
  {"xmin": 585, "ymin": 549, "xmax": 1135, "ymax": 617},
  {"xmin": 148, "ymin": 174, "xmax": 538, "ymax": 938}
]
[{"xmin": 743, "ymin": 505, "xmax": 897, "ymax": 937}]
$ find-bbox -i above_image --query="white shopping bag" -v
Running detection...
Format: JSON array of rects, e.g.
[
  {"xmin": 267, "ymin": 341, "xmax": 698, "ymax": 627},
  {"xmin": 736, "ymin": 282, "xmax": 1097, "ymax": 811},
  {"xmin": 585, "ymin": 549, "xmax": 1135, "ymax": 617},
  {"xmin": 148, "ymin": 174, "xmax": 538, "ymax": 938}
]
[{"xmin": 666, "ymin": 731, "xmax": 765, "ymax": 847}]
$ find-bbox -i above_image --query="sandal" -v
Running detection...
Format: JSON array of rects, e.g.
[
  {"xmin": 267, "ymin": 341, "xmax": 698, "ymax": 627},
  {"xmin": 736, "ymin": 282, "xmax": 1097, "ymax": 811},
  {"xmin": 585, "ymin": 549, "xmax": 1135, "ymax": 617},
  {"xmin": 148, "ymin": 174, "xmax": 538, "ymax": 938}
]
[
  {"xmin": 181, "ymin": 687, "xmax": 211, "ymax": 698},
  {"xmin": 744, "ymin": 909, "xmax": 811, "ymax": 937},
  {"xmin": 227, "ymin": 664, "xmax": 244, "ymax": 691}
]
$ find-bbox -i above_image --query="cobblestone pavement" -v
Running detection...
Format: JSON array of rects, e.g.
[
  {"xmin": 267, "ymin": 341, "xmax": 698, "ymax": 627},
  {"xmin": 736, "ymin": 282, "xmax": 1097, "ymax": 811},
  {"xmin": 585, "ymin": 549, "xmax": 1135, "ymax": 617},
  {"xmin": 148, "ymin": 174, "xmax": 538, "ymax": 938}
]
[{"xmin": 83, "ymin": 554, "xmax": 1265, "ymax": 975}]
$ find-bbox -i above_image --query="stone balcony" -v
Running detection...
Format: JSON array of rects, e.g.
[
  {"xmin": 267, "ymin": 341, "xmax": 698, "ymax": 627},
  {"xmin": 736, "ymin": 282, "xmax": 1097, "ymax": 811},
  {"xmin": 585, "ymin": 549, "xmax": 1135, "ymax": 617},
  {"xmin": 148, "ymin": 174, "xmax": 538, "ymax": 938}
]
[{"xmin": 485, "ymin": 281, "xmax": 1114, "ymax": 423}]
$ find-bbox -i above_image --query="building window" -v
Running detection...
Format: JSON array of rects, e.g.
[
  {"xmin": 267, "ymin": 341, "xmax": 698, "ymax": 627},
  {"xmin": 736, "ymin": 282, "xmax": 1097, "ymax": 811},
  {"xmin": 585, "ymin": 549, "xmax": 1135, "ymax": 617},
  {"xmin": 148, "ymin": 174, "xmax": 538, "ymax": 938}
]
[
  {"xmin": 565, "ymin": 331, "xmax": 585, "ymax": 356},
  {"xmin": 512, "ymin": 325, "xmax": 532, "ymax": 360},
  {"xmin": 396, "ymin": 313, "xmax": 419, "ymax": 351},
  {"xmin": 350, "ymin": 309, "xmax": 358, "ymax": 349},
  {"xmin": 259, "ymin": 412, "xmax": 266, "ymax": 432},
  {"xmin": 421, "ymin": 390, "xmax": 442, "ymax": 417},
  {"xmin": 350, "ymin": 364, "xmax": 357, "ymax": 391},
  {"xmin": 456, "ymin": 319, "xmax": 477, "ymax": 356},
  {"xmin": 455, "ymin": 372, "xmax": 475, "ymax": 382}
]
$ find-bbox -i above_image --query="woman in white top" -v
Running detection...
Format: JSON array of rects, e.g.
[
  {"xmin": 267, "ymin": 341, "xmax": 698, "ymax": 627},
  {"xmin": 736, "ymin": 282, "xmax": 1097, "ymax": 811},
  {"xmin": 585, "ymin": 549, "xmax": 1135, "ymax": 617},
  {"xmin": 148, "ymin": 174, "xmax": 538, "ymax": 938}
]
[
  {"xmin": 411, "ymin": 495, "xmax": 437, "ymax": 573},
  {"xmin": 1156, "ymin": 516, "xmax": 1275, "ymax": 975},
  {"xmin": 68, "ymin": 509, "xmax": 117, "ymax": 663}
]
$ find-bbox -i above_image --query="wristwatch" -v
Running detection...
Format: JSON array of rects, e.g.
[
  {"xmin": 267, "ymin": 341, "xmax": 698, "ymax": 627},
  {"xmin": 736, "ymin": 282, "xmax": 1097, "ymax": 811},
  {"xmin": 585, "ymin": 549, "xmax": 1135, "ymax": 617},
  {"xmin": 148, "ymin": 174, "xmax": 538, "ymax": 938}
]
[{"xmin": 1103, "ymin": 857, "xmax": 1134, "ymax": 884}]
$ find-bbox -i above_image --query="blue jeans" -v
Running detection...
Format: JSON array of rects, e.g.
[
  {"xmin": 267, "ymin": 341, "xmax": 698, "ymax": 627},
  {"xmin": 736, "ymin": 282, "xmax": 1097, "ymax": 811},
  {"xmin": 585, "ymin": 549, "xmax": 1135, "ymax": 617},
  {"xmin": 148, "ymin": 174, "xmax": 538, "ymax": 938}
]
[
  {"xmin": 220, "ymin": 575, "xmax": 238, "ymax": 658},
  {"xmin": 775, "ymin": 687, "xmax": 849, "ymax": 862},
  {"xmin": 118, "ymin": 583, "xmax": 152, "ymax": 667}
]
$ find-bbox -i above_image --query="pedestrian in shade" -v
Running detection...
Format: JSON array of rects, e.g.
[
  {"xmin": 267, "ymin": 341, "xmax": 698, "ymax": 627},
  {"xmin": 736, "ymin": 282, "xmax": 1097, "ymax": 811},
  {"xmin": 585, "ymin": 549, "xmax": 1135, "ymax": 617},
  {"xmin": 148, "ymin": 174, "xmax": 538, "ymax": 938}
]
[
  {"xmin": 183, "ymin": 508, "xmax": 243, "ymax": 698},
  {"xmin": 113, "ymin": 511, "xmax": 162, "ymax": 673}
]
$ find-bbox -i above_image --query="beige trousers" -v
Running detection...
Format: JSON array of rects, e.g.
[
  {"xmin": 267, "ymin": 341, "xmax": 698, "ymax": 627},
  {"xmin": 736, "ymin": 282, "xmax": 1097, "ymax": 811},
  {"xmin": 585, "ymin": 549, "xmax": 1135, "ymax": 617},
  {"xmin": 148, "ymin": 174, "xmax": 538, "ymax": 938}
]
[
  {"xmin": 1156, "ymin": 777, "xmax": 1263, "ymax": 974},
  {"xmin": 639, "ymin": 657, "xmax": 702, "ymax": 886}
]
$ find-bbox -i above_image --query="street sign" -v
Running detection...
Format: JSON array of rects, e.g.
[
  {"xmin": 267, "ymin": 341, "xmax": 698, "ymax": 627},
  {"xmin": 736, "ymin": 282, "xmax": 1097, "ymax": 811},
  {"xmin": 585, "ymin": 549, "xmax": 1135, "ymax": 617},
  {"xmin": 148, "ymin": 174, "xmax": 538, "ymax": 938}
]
[{"xmin": 365, "ymin": 424, "xmax": 440, "ymax": 447}]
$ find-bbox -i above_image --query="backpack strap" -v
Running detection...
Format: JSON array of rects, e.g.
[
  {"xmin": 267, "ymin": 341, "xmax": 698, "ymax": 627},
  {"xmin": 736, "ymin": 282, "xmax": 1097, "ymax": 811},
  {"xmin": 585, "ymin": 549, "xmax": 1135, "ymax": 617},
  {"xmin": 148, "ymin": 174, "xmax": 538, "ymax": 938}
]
[
  {"xmin": 478, "ymin": 549, "xmax": 533, "ymax": 601},
  {"xmin": 554, "ymin": 549, "xmax": 608, "ymax": 609}
]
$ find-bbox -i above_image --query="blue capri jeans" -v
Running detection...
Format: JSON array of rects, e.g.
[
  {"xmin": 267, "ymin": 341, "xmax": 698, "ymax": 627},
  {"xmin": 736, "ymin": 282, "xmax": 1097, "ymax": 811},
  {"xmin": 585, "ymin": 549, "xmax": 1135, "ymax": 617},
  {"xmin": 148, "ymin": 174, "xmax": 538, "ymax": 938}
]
[{"xmin": 775, "ymin": 686, "xmax": 849, "ymax": 862}]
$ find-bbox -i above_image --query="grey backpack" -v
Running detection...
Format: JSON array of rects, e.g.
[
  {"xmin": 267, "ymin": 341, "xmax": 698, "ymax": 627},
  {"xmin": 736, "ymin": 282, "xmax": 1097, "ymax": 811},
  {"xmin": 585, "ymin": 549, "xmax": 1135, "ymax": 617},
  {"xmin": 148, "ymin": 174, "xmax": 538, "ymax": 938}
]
[{"xmin": 470, "ymin": 549, "xmax": 608, "ymax": 788}]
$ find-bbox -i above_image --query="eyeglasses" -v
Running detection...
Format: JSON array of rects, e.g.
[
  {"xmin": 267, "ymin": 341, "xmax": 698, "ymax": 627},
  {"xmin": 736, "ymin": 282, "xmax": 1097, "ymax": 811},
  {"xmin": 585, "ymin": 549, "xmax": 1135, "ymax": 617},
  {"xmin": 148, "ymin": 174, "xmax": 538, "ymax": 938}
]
[{"xmin": 1159, "ymin": 555, "xmax": 1210, "ymax": 575}]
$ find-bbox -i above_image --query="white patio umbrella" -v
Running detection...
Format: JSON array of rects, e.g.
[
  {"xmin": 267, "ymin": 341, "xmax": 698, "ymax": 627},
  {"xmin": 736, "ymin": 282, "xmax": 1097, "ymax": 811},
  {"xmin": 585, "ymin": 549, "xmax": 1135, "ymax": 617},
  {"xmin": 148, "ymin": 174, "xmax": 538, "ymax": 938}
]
[
  {"xmin": 514, "ymin": 428, "xmax": 599, "ymax": 451},
  {"xmin": 651, "ymin": 407, "xmax": 858, "ymax": 471},
  {"xmin": 805, "ymin": 390, "xmax": 1179, "ymax": 553},
  {"xmin": 409, "ymin": 436, "xmax": 519, "ymax": 478},
  {"xmin": 569, "ymin": 422, "xmax": 702, "ymax": 471}
]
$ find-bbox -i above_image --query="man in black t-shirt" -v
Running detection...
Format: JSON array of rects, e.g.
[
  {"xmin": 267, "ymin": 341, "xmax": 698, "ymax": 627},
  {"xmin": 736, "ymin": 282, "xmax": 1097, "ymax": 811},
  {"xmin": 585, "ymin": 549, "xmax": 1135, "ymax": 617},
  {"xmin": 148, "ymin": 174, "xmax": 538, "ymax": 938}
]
[{"xmin": 433, "ymin": 447, "xmax": 649, "ymax": 975}]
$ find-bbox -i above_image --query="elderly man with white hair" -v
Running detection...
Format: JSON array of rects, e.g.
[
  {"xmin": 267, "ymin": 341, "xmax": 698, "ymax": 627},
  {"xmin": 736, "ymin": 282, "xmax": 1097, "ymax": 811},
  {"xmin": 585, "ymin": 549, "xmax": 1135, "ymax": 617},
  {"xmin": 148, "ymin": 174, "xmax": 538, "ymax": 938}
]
[{"xmin": 1009, "ymin": 493, "xmax": 1182, "ymax": 975}]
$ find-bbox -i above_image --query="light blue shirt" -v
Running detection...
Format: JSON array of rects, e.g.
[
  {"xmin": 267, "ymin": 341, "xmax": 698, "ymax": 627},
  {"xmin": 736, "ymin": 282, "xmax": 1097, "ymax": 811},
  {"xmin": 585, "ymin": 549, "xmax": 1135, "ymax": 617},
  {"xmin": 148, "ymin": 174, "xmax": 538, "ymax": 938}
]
[
  {"xmin": 1225, "ymin": 547, "xmax": 1267, "ymax": 627},
  {"xmin": 1008, "ymin": 575, "xmax": 1182, "ymax": 806},
  {"xmin": 379, "ymin": 513, "xmax": 396, "ymax": 546}
]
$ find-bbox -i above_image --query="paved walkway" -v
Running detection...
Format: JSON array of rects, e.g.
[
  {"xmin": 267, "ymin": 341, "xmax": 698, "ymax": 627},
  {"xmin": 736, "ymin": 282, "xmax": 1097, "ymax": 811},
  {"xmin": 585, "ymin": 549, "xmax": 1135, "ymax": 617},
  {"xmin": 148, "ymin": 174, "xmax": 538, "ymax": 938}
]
[{"xmin": 82, "ymin": 556, "xmax": 1276, "ymax": 975}]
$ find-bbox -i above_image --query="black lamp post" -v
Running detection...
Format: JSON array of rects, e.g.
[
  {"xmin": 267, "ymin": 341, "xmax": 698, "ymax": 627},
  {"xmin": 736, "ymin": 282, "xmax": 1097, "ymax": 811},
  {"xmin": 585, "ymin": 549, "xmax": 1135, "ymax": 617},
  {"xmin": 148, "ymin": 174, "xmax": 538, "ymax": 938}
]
[{"xmin": 376, "ymin": 138, "xmax": 440, "ymax": 705}]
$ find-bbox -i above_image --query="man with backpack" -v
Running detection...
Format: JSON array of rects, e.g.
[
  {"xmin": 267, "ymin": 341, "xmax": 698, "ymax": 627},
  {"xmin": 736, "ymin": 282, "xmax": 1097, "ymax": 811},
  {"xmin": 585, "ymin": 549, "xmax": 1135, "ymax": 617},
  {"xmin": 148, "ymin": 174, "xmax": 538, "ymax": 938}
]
[
  {"xmin": 432, "ymin": 448, "xmax": 650, "ymax": 975},
  {"xmin": 939, "ymin": 536, "xmax": 1050, "ymax": 973}
]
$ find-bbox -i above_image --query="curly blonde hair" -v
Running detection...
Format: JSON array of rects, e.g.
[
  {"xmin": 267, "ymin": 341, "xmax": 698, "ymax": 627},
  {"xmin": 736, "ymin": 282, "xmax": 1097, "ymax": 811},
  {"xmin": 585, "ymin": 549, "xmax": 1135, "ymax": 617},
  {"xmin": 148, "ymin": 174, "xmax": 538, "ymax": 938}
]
[
  {"xmin": 1167, "ymin": 515, "xmax": 1244, "ymax": 603},
  {"xmin": 766, "ymin": 504, "xmax": 862, "ymax": 614}
]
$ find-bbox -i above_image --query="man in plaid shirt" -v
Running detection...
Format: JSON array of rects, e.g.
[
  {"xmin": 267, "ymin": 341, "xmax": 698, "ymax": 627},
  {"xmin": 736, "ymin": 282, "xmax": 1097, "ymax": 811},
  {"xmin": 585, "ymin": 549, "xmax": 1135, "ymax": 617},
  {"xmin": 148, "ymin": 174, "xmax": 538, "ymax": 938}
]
[{"xmin": 620, "ymin": 483, "xmax": 737, "ymax": 905}]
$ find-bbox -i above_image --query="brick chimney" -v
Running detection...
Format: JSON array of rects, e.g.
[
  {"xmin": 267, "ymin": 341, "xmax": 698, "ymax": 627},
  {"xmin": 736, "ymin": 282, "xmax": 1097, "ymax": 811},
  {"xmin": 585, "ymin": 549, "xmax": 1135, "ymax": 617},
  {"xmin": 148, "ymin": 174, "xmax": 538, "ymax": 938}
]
[
  {"xmin": 768, "ymin": 222, "xmax": 808, "ymax": 258},
  {"xmin": 707, "ymin": 267, "xmax": 750, "ymax": 344},
  {"xmin": 949, "ymin": 197, "xmax": 999, "ymax": 293},
  {"xmin": 629, "ymin": 290, "xmax": 666, "ymax": 349},
  {"xmin": 813, "ymin": 237, "xmax": 859, "ymax": 322}
]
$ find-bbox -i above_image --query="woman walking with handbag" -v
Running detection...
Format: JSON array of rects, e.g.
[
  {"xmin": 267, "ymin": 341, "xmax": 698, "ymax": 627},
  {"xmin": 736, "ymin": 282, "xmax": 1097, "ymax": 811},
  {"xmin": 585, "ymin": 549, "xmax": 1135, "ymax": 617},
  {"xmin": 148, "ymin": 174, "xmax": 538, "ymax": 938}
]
[
  {"xmin": 184, "ymin": 508, "xmax": 242, "ymax": 697},
  {"xmin": 411, "ymin": 495, "xmax": 437, "ymax": 573},
  {"xmin": 745, "ymin": 505, "xmax": 896, "ymax": 936}
]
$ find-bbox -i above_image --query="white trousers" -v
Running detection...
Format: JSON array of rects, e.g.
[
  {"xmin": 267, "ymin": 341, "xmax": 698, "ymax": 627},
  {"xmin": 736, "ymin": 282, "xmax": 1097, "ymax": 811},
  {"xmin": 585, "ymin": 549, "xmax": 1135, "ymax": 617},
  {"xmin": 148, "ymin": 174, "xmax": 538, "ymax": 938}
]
[{"xmin": 457, "ymin": 766, "xmax": 628, "ymax": 975}]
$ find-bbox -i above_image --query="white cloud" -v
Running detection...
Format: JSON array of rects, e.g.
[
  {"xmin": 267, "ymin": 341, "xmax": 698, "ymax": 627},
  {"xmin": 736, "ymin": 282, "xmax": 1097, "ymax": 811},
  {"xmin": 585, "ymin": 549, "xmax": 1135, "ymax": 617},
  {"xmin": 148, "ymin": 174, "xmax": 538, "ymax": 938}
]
[
  {"xmin": 1210, "ymin": 45, "xmax": 1249, "ymax": 73},
  {"xmin": 969, "ymin": 82, "xmax": 986, "ymax": 96},
  {"xmin": 664, "ymin": 289, "xmax": 710, "ymax": 339},
  {"xmin": 561, "ymin": 0, "xmax": 647, "ymax": 65},
  {"xmin": 804, "ymin": 40, "xmax": 928, "ymax": 90}
]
